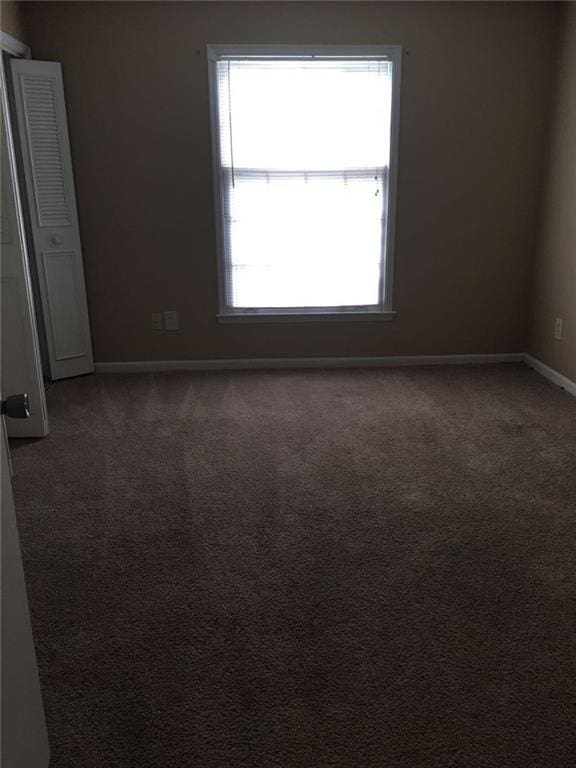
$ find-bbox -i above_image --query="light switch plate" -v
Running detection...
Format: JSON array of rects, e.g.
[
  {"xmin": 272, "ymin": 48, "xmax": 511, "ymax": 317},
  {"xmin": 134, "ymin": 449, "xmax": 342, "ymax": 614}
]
[
  {"xmin": 151, "ymin": 312, "xmax": 163, "ymax": 330},
  {"xmin": 164, "ymin": 310, "xmax": 179, "ymax": 331}
]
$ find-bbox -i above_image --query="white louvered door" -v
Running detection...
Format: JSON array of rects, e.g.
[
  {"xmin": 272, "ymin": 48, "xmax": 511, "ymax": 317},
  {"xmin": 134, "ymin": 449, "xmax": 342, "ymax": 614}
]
[
  {"xmin": 10, "ymin": 60, "xmax": 94, "ymax": 380},
  {"xmin": 1, "ymin": 77, "xmax": 49, "ymax": 437}
]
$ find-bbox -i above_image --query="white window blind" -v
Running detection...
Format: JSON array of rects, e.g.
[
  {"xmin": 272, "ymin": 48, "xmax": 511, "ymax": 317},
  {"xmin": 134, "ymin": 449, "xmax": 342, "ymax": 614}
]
[{"xmin": 212, "ymin": 52, "xmax": 396, "ymax": 314}]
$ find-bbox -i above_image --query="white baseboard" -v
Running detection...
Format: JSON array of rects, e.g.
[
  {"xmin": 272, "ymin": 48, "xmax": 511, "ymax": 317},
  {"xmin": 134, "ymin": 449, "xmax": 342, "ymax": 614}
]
[
  {"xmin": 523, "ymin": 354, "xmax": 576, "ymax": 398},
  {"xmin": 95, "ymin": 353, "xmax": 524, "ymax": 374}
]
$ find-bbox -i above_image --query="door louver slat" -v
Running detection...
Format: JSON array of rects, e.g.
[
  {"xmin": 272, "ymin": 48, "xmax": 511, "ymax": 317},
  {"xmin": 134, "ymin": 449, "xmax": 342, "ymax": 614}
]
[{"xmin": 20, "ymin": 75, "xmax": 70, "ymax": 227}]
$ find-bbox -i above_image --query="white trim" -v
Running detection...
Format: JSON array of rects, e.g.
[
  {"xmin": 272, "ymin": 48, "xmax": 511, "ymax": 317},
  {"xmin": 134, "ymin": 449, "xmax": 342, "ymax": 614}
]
[
  {"xmin": 207, "ymin": 44, "xmax": 400, "ymax": 59},
  {"xmin": 206, "ymin": 43, "xmax": 402, "ymax": 318},
  {"xmin": 385, "ymin": 46, "xmax": 401, "ymax": 310},
  {"xmin": 524, "ymin": 355, "xmax": 576, "ymax": 398},
  {"xmin": 0, "ymin": 31, "xmax": 31, "ymax": 59},
  {"xmin": 217, "ymin": 310, "xmax": 396, "ymax": 323},
  {"xmin": 95, "ymin": 353, "xmax": 523, "ymax": 374}
]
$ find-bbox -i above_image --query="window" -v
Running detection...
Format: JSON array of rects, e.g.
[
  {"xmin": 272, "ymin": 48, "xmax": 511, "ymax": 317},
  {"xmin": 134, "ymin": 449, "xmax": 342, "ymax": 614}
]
[{"xmin": 208, "ymin": 45, "xmax": 401, "ymax": 320}]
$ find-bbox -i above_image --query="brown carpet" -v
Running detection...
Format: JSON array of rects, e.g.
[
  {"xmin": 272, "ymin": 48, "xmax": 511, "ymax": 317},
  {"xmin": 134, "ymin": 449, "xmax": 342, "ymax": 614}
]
[{"xmin": 10, "ymin": 363, "xmax": 576, "ymax": 768}]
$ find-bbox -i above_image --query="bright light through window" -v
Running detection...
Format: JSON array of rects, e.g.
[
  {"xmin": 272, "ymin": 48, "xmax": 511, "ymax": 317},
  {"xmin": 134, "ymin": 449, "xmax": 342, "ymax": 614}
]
[{"xmin": 209, "ymin": 47, "xmax": 400, "ymax": 316}]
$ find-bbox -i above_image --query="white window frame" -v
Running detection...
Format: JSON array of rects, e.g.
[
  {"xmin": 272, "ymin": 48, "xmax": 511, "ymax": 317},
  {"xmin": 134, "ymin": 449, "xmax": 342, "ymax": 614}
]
[{"xmin": 207, "ymin": 44, "xmax": 402, "ymax": 323}]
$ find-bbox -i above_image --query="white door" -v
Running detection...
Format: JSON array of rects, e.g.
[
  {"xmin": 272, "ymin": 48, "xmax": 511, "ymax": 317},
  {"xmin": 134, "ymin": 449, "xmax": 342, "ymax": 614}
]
[
  {"xmin": 1, "ymin": 422, "xmax": 50, "ymax": 767},
  {"xmin": 10, "ymin": 60, "xmax": 94, "ymax": 380},
  {"xmin": 1, "ymin": 77, "xmax": 49, "ymax": 438}
]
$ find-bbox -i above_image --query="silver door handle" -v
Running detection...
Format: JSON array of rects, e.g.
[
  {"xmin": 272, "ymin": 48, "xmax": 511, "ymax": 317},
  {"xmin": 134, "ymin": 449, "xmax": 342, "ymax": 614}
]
[{"xmin": 50, "ymin": 234, "xmax": 63, "ymax": 246}]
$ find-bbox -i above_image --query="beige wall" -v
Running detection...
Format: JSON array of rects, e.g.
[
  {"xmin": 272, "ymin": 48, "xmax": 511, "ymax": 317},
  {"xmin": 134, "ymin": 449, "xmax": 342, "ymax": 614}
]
[
  {"xmin": 529, "ymin": 3, "xmax": 576, "ymax": 382},
  {"xmin": 22, "ymin": 1, "xmax": 560, "ymax": 362},
  {"xmin": 0, "ymin": 0, "xmax": 27, "ymax": 39}
]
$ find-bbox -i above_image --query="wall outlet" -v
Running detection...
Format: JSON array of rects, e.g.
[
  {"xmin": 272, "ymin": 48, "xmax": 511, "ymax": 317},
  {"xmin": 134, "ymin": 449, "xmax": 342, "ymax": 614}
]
[
  {"xmin": 164, "ymin": 310, "xmax": 179, "ymax": 331},
  {"xmin": 554, "ymin": 317, "xmax": 564, "ymax": 341},
  {"xmin": 151, "ymin": 312, "xmax": 163, "ymax": 330}
]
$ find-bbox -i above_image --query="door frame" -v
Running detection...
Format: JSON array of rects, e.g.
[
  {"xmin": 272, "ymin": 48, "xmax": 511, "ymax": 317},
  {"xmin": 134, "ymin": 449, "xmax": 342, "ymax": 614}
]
[
  {"xmin": 0, "ymin": 31, "xmax": 31, "ymax": 59},
  {"xmin": 1, "ymin": 31, "xmax": 48, "ymax": 436}
]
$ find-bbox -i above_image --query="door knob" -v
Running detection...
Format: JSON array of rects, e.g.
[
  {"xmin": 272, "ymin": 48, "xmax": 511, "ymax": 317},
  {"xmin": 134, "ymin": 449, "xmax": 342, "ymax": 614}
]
[
  {"xmin": 50, "ymin": 234, "xmax": 63, "ymax": 246},
  {"xmin": 1, "ymin": 393, "xmax": 30, "ymax": 419}
]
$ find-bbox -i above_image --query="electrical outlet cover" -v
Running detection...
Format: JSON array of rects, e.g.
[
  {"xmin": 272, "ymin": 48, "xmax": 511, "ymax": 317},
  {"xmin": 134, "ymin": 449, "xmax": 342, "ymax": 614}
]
[{"xmin": 554, "ymin": 317, "xmax": 563, "ymax": 341}]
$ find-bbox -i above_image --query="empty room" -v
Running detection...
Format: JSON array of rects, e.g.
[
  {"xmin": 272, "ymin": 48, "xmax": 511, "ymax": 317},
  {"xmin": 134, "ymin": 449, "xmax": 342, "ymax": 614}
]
[{"xmin": 1, "ymin": 1, "xmax": 575, "ymax": 766}]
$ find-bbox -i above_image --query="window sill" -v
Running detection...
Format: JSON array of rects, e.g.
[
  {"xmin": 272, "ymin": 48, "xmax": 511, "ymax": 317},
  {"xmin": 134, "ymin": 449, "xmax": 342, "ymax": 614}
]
[{"xmin": 218, "ymin": 311, "xmax": 396, "ymax": 324}]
